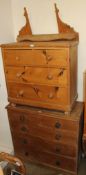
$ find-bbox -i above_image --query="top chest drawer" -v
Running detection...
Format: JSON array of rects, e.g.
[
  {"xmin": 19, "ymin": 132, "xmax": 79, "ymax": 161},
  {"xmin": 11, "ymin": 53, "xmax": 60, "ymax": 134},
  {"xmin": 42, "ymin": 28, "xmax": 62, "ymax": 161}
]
[{"xmin": 3, "ymin": 49, "xmax": 68, "ymax": 67}]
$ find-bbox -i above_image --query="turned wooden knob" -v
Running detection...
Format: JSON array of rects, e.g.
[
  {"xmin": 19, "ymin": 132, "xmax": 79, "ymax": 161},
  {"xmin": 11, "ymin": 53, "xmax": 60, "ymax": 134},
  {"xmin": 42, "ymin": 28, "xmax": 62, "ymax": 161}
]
[
  {"xmin": 55, "ymin": 122, "xmax": 61, "ymax": 128},
  {"xmin": 16, "ymin": 73, "xmax": 22, "ymax": 78},
  {"xmin": 20, "ymin": 115, "xmax": 25, "ymax": 122},
  {"xmin": 22, "ymin": 139, "xmax": 28, "ymax": 144},
  {"xmin": 17, "ymin": 90, "xmax": 24, "ymax": 98},
  {"xmin": 56, "ymin": 148, "xmax": 61, "ymax": 153},
  {"xmin": 21, "ymin": 126, "xmax": 27, "ymax": 132},
  {"xmin": 16, "ymin": 56, "xmax": 20, "ymax": 61},
  {"xmin": 48, "ymin": 93, "xmax": 54, "ymax": 99},
  {"xmin": 47, "ymin": 74, "xmax": 53, "ymax": 80},
  {"xmin": 56, "ymin": 160, "xmax": 60, "ymax": 166},
  {"xmin": 25, "ymin": 152, "xmax": 29, "ymax": 156},
  {"xmin": 55, "ymin": 134, "xmax": 61, "ymax": 140},
  {"xmin": 47, "ymin": 55, "xmax": 52, "ymax": 61}
]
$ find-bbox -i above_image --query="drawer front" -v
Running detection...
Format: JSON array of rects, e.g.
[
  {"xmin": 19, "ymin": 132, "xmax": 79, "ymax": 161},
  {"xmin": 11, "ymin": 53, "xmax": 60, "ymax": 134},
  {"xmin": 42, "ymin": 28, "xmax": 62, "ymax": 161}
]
[
  {"xmin": 10, "ymin": 123, "xmax": 77, "ymax": 143},
  {"xmin": 15, "ymin": 148, "xmax": 77, "ymax": 172},
  {"xmin": 5, "ymin": 66, "xmax": 68, "ymax": 86},
  {"xmin": 7, "ymin": 107, "xmax": 78, "ymax": 132},
  {"xmin": 3, "ymin": 49, "xmax": 68, "ymax": 67},
  {"xmin": 7, "ymin": 82, "xmax": 69, "ymax": 110},
  {"xmin": 12, "ymin": 135, "xmax": 77, "ymax": 158}
]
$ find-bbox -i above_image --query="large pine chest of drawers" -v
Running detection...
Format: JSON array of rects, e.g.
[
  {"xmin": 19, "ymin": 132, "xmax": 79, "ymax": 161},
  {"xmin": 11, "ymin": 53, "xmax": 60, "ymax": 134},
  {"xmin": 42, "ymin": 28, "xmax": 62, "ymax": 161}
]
[
  {"xmin": 1, "ymin": 40, "xmax": 78, "ymax": 112},
  {"xmin": 7, "ymin": 102, "xmax": 83, "ymax": 175}
]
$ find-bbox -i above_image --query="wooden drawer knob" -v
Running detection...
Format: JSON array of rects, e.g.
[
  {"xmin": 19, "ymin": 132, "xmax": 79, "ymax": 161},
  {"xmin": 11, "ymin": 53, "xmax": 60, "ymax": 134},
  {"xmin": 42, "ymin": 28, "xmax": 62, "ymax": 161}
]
[
  {"xmin": 47, "ymin": 74, "xmax": 53, "ymax": 80},
  {"xmin": 16, "ymin": 73, "xmax": 22, "ymax": 78},
  {"xmin": 48, "ymin": 93, "xmax": 54, "ymax": 99},
  {"xmin": 25, "ymin": 152, "xmax": 29, "ymax": 156},
  {"xmin": 55, "ymin": 122, "xmax": 61, "ymax": 128},
  {"xmin": 21, "ymin": 126, "xmax": 27, "ymax": 132},
  {"xmin": 16, "ymin": 71, "xmax": 25, "ymax": 78},
  {"xmin": 20, "ymin": 115, "xmax": 25, "ymax": 122},
  {"xmin": 17, "ymin": 90, "xmax": 24, "ymax": 98},
  {"xmin": 47, "ymin": 55, "xmax": 52, "ymax": 61},
  {"xmin": 56, "ymin": 148, "xmax": 61, "ymax": 153},
  {"xmin": 22, "ymin": 139, "xmax": 28, "ymax": 144},
  {"xmin": 16, "ymin": 56, "xmax": 20, "ymax": 61},
  {"xmin": 56, "ymin": 160, "xmax": 60, "ymax": 166},
  {"xmin": 55, "ymin": 134, "xmax": 61, "ymax": 140}
]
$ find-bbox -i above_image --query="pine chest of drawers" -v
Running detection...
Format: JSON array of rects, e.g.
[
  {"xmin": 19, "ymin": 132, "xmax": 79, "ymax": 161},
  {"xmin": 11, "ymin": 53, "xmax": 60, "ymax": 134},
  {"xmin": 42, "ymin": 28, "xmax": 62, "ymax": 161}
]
[
  {"xmin": 7, "ymin": 102, "xmax": 83, "ymax": 175},
  {"xmin": 1, "ymin": 40, "xmax": 78, "ymax": 112}
]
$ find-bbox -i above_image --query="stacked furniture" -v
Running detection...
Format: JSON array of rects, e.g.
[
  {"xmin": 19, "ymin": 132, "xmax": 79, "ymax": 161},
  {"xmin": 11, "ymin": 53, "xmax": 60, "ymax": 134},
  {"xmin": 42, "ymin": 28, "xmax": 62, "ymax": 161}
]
[
  {"xmin": 2, "ymin": 40, "xmax": 78, "ymax": 112},
  {"xmin": 1, "ymin": 5, "xmax": 83, "ymax": 175}
]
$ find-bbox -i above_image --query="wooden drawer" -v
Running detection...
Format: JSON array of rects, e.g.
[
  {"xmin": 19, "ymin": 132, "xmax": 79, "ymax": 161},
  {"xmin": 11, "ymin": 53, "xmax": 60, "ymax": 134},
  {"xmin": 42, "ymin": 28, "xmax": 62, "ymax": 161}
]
[
  {"xmin": 7, "ymin": 102, "xmax": 83, "ymax": 143},
  {"xmin": 5, "ymin": 66, "xmax": 68, "ymax": 86},
  {"xmin": 7, "ymin": 105, "xmax": 79, "ymax": 132},
  {"xmin": 15, "ymin": 149, "xmax": 77, "ymax": 173},
  {"xmin": 12, "ymin": 135, "xmax": 77, "ymax": 158},
  {"xmin": 10, "ymin": 123, "xmax": 78, "ymax": 144},
  {"xmin": 7, "ymin": 82, "xmax": 69, "ymax": 110},
  {"xmin": 3, "ymin": 49, "xmax": 68, "ymax": 67}
]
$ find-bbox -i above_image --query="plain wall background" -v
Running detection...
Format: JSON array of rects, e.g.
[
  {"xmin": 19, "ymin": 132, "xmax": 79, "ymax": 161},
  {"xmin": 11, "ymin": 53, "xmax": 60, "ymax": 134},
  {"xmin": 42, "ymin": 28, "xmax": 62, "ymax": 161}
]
[
  {"xmin": 0, "ymin": 0, "xmax": 14, "ymax": 152},
  {"xmin": 0, "ymin": 0, "xmax": 86, "ymax": 151}
]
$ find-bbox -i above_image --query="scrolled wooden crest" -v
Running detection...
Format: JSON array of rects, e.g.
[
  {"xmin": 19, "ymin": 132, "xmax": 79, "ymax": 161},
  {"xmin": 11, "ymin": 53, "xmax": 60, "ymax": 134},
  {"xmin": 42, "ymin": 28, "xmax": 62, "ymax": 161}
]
[
  {"xmin": 54, "ymin": 3, "xmax": 79, "ymax": 40},
  {"xmin": 17, "ymin": 7, "xmax": 32, "ymax": 41},
  {"xmin": 17, "ymin": 5, "xmax": 79, "ymax": 42}
]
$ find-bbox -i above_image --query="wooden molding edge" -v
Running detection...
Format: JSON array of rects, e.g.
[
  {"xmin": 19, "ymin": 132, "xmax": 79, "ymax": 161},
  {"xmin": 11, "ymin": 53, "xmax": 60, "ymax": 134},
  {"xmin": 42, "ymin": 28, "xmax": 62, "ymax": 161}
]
[
  {"xmin": 54, "ymin": 3, "xmax": 79, "ymax": 41},
  {"xmin": 17, "ymin": 7, "xmax": 32, "ymax": 41}
]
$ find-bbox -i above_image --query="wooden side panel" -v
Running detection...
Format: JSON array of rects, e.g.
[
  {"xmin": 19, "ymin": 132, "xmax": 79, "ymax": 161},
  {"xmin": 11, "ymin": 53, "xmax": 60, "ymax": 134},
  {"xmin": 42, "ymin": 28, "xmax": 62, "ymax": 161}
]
[{"xmin": 70, "ymin": 46, "xmax": 78, "ymax": 106}]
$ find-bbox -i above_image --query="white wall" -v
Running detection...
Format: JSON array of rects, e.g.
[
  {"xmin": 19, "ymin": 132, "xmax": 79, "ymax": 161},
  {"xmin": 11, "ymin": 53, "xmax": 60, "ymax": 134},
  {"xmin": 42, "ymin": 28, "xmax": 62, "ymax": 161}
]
[
  {"xmin": 11, "ymin": 0, "xmax": 86, "ymax": 101},
  {"xmin": 0, "ymin": 0, "xmax": 14, "ymax": 152}
]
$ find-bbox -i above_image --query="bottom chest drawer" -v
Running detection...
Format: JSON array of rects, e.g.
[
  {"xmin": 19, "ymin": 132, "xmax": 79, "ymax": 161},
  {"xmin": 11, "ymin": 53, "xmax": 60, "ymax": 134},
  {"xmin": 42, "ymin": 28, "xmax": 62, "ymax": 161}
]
[
  {"xmin": 7, "ymin": 82, "xmax": 69, "ymax": 111},
  {"xmin": 15, "ymin": 149, "xmax": 77, "ymax": 173}
]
